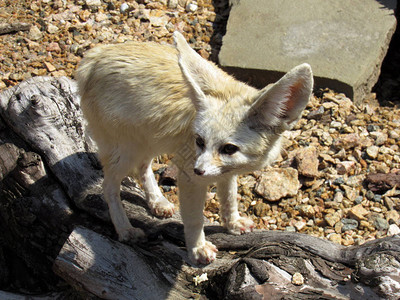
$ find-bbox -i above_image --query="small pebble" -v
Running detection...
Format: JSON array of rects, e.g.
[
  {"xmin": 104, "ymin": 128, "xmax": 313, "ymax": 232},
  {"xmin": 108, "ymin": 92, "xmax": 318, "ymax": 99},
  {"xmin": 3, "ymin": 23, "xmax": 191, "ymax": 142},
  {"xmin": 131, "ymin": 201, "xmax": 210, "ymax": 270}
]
[
  {"xmin": 374, "ymin": 217, "xmax": 389, "ymax": 231},
  {"xmin": 292, "ymin": 272, "xmax": 304, "ymax": 286},
  {"xmin": 373, "ymin": 194, "xmax": 382, "ymax": 202},
  {"xmin": 186, "ymin": 2, "xmax": 198, "ymax": 12},
  {"xmin": 120, "ymin": 2, "xmax": 130, "ymax": 13}
]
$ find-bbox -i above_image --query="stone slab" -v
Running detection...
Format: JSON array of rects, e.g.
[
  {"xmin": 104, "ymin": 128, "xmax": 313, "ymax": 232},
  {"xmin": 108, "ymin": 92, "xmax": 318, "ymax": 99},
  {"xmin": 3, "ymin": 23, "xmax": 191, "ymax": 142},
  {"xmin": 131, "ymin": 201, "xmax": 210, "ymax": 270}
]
[{"xmin": 219, "ymin": 0, "xmax": 397, "ymax": 104}]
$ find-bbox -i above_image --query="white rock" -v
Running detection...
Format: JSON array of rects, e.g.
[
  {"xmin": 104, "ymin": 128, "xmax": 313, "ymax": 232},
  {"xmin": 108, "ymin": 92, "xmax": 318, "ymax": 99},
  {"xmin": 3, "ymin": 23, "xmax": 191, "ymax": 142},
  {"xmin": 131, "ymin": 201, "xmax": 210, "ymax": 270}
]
[
  {"xmin": 366, "ymin": 145, "xmax": 379, "ymax": 159},
  {"xmin": 387, "ymin": 224, "xmax": 400, "ymax": 236},
  {"xmin": 85, "ymin": 0, "xmax": 102, "ymax": 6},
  {"xmin": 149, "ymin": 15, "xmax": 169, "ymax": 27},
  {"xmin": 29, "ymin": 25, "xmax": 42, "ymax": 41},
  {"xmin": 330, "ymin": 121, "xmax": 342, "ymax": 128},
  {"xmin": 389, "ymin": 130, "xmax": 400, "ymax": 140},
  {"xmin": 186, "ymin": 1, "xmax": 198, "ymax": 12},
  {"xmin": 120, "ymin": 3, "xmax": 130, "ymax": 13},
  {"xmin": 47, "ymin": 23, "xmax": 59, "ymax": 34}
]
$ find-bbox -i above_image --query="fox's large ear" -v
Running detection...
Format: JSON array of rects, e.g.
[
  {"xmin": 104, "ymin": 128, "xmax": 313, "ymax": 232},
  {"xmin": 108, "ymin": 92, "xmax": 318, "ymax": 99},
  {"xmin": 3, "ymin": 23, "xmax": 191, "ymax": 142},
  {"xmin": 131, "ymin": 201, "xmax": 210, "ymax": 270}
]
[
  {"xmin": 173, "ymin": 31, "xmax": 219, "ymax": 110},
  {"xmin": 248, "ymin": 63, "xmax": 313, "ymax": 132}
]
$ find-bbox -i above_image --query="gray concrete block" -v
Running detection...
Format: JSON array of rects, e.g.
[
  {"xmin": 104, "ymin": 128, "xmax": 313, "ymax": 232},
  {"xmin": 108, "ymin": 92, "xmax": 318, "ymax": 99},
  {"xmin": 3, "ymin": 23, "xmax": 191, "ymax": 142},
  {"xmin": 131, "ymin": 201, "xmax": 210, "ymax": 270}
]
[{"xmin": 219, "ymin": 0, "xmax": 397, "ymax": 104}]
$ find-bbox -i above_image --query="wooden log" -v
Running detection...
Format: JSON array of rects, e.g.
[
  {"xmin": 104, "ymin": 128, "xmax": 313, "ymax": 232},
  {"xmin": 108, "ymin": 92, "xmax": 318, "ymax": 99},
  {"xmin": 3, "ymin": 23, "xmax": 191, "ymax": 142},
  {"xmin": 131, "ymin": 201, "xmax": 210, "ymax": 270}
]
[
  {"xmin": 1, "ymin": 76, "xmax": 400, "ymax": 299},
  {"xmin": 0, "ymin": 290, "xmax": 76, "ymax": 300},
  {"xmin": 53, "ymin": 226, "xmax": 177, "ymax": 300},
  {"xmin": 55, "ymin": 225, "xmax": 400, "ymax": 300}
]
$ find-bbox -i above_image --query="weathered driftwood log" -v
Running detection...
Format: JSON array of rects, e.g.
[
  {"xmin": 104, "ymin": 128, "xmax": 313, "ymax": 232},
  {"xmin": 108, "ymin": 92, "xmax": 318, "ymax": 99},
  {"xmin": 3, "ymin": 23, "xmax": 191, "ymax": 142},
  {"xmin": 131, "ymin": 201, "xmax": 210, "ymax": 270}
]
[{"xmin": 0, "ymin": 76, "xmax": 400, "ymax": 299}]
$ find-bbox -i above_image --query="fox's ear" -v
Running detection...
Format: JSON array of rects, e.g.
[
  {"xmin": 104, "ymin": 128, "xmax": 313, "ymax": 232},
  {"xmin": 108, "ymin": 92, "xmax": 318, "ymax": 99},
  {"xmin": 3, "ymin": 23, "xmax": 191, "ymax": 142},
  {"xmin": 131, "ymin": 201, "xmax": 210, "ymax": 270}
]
[
  {"xmin": 173, "ymin": 31, "xmax": 219, "ymax": 110},
  {"xmin": 248, "ymin": 63, "xmax": 313, "ymax": 132}
]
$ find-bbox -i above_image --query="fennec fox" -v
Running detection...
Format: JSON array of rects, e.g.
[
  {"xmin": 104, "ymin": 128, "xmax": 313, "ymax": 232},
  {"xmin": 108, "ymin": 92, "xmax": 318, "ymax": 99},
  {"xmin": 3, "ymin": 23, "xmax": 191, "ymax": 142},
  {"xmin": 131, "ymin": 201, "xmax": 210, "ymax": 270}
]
[{"xmin": 76, "ymin": 31, "xmax": 313, "ymax": 265}]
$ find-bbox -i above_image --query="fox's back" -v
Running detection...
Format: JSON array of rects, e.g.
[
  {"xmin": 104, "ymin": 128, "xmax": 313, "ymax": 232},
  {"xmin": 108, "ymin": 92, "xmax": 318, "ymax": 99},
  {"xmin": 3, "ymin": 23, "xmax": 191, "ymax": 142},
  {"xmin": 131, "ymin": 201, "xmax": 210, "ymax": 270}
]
[{"xmin": 76, "ymin": 41, "xmax": 196, "ymax": 140}]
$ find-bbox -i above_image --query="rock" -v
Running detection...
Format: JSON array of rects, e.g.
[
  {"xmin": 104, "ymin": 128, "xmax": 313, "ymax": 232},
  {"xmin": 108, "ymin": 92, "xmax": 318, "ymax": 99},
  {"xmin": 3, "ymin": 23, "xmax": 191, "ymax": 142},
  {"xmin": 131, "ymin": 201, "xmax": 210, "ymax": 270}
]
[
  {"xmin": 47, "ymin": 23, "xmax": 59, "ymax": 34},
  {"xmin": 159, "ymin": 165, "xmax": 178, "ymax": 186},
  {"xmin": 120, "ymin": 3, "xmax": 130, "ymax": 13},
  {"xmin": 332, "ymin": 133, "xmax": 361, "ymax": 150},
  {"xmin": 253, "ymin": 202, "xmax": 269, "ymax": 217},
  {"xmin": 330, "ymin": 121, "xmax": 342, "ymax": 129},
  {"xmin": 168, "ymin": 0, "xmax": 178, "ymax": 9},
  {"xmin": 374, "ymin": 217, "xmax": 389, "ymax": 231},
  {"xmin": 370, "ymin": 131, "xmax": 388, "ymax": 146},
  {"xmin": 186, "ymin": 1, "xmax": 198, "ymax": 12},
  {"xmin": 367, "ymin": 125, "xmax": 380, "ymax": 132},
  {"xmin": 85, "ymin": 0, "xmax": 102, "ymax": 7},
  {"xmin": 293, "ymin": 219, "xmax": 307, "ymax": 231},
  {"xmin": 198, "ymin": 49, "xmax": 210, "ymax": 59},
  {"xmin": 46, "ymin": 42, "xmax": 61, "ymax": 52},
  {"xmin": 336, "ymin": 161, "xmax": 356, "ymax": 175},
  {"xmin": 383, "ymin": 196, "xmax": 395, "ymax": 210},
  {"xmin": 44, "ymin": 62, "xmax": 56, "ymax": 72},
  {"xmin": 297, "ymin": 204, "xmax": 315, "ymax": 218},
  {"xmin": 365, "ymin": 172, "xmax": 400, "ymax": 192},
  {"xmin": 178, "ymin": 0, "xmax": 187, "ymax": 7},
  {"xmin": 292, "ymin": 272, "xmax": 304, "ymax": 286},
  {"xmin": 255, "ymin": 167, "xmax": 300, "ymax": 201},
  {"xmin": 389, "ymin": 130, "xmax": 400, "ymax": 140},
  {"xmin": 328, "ymin": 233, "xmax": 342, "ymax": 244},
  {"xmin": 324, "ymin": 212, "xmax": 341, "ymax": 227},
  {"xmin": 294, "ymin": 147, "xmax": 319, "ymax": 177},
  {"xmin": 219, "ymin": 0, "xmax": 397, "ymax": 104},
  {"xmin": 333, "ymin": 177, "xmax": 345, "ymax": 186},
  {"xmin": 388, "ymin": 224, "xmax": 400, "ymax": 236},
  {"xmin": 285, "ymin": 226, "xmax": 296, "ymax": 232},
  {"xmin": 355, "ymin": 196, "xmax": 363, "ymax": 204},
  {"xmin": 307, "ymin": 106, "xmax": 324, "ymax": 120},
  {"xmin": 29, "ymin": 25, "xmax": 42, "ymax": 41},
  {"xmin": 373, "ymin": 194, "xmax": 382, "ymax": 202},
  {"xmin": 333, "ymin": 192, "xmax": 343, "ymax": 203},
  {"xmin": 149, "ymin": 15, "xmax": 169, "ymax": 27},
  {"xmin": 345, "ymin": 175, "xmax": 365, "ymax": 187},
  {"xmin": 386, "ymin": 210, "xmax": 399, "ymax": 223},
  {"xmin": 95, "ymin": 12, "xmax": 108, "ymax": 22},
  {"xmin": 342, "ymin": 185, "xmax": 359, "ymax": 202},
  {"xmin": 348, "ymin": 204, "xmax": 369, "ymax": 221},
  {"xmin": 341, "ymin": 218, "xmax": 358, "ymax": 232}
]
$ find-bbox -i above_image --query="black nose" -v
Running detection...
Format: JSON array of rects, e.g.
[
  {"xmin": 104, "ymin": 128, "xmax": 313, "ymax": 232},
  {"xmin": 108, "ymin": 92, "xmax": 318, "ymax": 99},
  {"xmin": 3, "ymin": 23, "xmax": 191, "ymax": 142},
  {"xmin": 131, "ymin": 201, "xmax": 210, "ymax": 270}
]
[{"xmin": 194, "ymin": 168, "xmax": 205, "ymax": 176}]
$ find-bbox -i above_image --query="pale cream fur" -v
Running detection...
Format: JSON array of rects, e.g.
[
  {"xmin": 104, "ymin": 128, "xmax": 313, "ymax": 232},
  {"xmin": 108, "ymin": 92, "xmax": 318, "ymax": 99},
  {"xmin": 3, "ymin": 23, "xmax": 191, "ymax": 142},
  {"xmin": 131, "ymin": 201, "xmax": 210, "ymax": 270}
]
[{"xmin": 76, "ymin": 31, "xmax": 313, "ymax": 265}]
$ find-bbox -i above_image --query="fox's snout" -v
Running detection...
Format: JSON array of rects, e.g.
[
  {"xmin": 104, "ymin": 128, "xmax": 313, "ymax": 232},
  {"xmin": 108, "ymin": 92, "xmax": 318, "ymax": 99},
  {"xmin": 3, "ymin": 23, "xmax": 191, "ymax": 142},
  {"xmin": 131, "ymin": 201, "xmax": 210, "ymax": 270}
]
[
  {"xmin": 193, "ymin": 152, "xmax": 222, "ymax": 177},
  {"xmin": 194, "ymin": 168, "xmax": 205, "ymax": 176}
]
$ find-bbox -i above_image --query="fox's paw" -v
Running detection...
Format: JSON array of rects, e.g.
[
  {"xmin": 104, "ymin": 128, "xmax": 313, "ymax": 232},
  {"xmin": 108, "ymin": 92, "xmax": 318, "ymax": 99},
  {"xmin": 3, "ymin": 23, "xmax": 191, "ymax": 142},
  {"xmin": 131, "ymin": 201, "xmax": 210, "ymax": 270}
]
[
  {"xmin": 189, "ymin": 241, "xmax": 218, "ymax": 265},
  {"xmin": 224, "ymin": 216, "xmax": 254, "ymax": 235},
  {"xmin": 117, "ymin": 226, "xmax": 146, "ymax": 243},
  {"xmin": 149, "ymin": 197, "xmax": 175, "ymax": 218}
]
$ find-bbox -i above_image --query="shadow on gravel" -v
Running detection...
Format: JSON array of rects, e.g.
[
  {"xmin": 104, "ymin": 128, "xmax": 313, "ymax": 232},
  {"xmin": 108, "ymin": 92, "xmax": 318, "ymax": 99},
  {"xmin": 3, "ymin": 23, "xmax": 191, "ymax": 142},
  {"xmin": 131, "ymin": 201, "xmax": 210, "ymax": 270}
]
[
  {"xmin": 366, "ymin": 1, "xmax": 399, "ymax": 106},
  {"xmin": 210, "ymin": 0, "xmax": 230, "ymax": 63}
]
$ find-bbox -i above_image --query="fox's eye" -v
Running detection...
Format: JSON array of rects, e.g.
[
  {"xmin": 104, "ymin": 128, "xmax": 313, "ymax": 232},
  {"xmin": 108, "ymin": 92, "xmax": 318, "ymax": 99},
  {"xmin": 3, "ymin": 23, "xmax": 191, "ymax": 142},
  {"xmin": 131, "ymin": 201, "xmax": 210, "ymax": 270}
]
[
  {"xmin": 195, "ymin": 136, "xmax": 205, "ymax": 149},
  {"xmin": 220, "ymin": 144, "xmax": 239, "ymax": 155}
]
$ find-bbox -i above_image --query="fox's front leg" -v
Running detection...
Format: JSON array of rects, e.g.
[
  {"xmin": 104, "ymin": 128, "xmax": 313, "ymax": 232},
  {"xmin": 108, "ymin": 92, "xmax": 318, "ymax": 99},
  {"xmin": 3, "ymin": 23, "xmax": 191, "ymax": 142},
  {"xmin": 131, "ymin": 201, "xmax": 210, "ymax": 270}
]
[
  {"xmin": 178, "ymin": 172, "xmax": 217, "ymax": 265},
  {"xmin": 217, "ymin": 175, "xmax": 254, "ymax": 235}
]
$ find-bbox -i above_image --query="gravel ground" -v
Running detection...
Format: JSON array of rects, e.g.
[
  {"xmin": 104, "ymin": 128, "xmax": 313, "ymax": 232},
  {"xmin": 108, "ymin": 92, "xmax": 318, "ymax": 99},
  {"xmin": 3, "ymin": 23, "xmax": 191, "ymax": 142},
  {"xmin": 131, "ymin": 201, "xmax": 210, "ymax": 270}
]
[{"xmin": 1, "ymin": 0, "xmax": 400, "ymax": 248}]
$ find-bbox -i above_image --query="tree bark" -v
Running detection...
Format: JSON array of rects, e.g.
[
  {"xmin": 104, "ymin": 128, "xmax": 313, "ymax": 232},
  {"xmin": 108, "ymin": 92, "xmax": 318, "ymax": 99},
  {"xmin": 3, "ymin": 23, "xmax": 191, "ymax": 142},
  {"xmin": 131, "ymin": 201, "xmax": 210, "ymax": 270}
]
[{"xmin": 0, "ymin": 76, "xmax": 399, "ymax": 299}]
